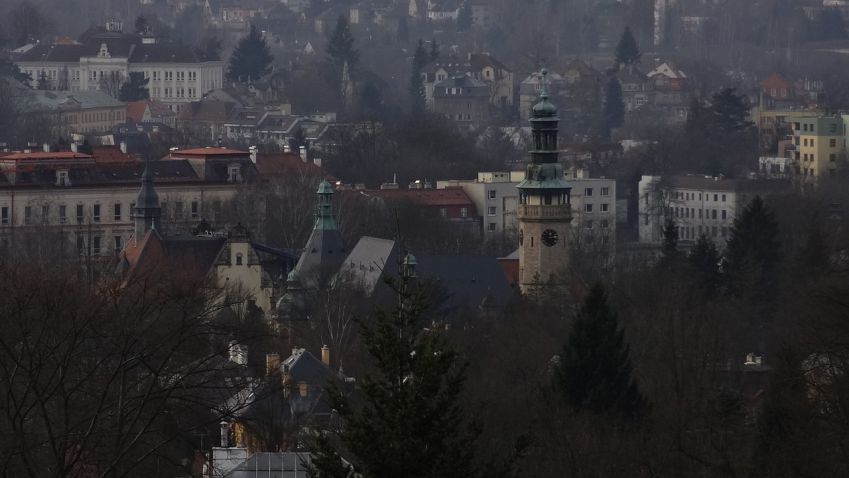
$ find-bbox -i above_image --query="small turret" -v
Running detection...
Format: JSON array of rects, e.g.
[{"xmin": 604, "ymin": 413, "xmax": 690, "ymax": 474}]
[{"xmin": 134, "ymin": 158, "xmax": 161, "ymax": 241}]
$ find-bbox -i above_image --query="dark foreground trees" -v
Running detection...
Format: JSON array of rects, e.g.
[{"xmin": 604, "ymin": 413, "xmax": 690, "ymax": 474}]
[
  {"xmin": 0, "ymin": 256, "xmax": 246, "ymax": 476},
  {"xmin": 309, "ymin": 271, "xmax": 523, "ymax": 477}
]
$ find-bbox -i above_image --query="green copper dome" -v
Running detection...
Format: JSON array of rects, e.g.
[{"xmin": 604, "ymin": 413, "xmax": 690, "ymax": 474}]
[
  {"xmin": 316, "ymin": 180, "xmax": 334, "ymax": 195},
  {"xmin": 532, "ymin": 68, "xmax": 558, "ymax": 118}
]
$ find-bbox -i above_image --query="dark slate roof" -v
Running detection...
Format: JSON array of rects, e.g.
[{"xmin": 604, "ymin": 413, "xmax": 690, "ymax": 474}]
[
  {"xmin": 293, "ymin": 225, "xmax": 346, "ymax": 288},
  {"xmin": 129, "ymin": 43, "xmax": 202, "ymax": 63},
  {"xmin": 0, "ymin": 160, "xmax": 202, "ymax": 189},
  {"xmin": 225, "ymin": 453, "xmax": 311, "ymax": 478},
  {"xmin": 415, "ymin": 254, "xmax": 515, "ymax": 312}
]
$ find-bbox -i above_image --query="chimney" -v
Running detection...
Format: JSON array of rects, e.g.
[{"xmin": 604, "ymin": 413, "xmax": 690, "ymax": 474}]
[
  {"xmin": 299, "ymin": 145, "xmax": 307, "ymax": 162},
  {"xmin": 220, "ymin": 421, "xmax": 230, "ymax": 448},
  {"xmin": 248, "ymin": 145, "xmax": 258, "ymax": 164},
  {"xmin": 313, "ymin": 157, "xmax": 322, "ymax": 168},
  {"xmin": 321, "ymin": 345, "xmax": 330, "ymax": 367},
  {"xmin": 283, "ymin": 143, "xmax": 291, "ymax": 153},
  {"xmin": 119, "ymin": 141, "xmax": 127, "ymax": 154},
  {"xmin": 70, "ymin": 142, "xmax": 78, "ymax": 153},
  {"xmin": 265, "ymin": 353, "xmax": 280, "ymax": 376},
  {"xmin": 42, "ymin": 143, "xmax": 50, "ymax": 153}
]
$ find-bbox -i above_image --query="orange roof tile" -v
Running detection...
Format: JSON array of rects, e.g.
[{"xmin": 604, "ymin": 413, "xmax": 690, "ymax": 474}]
[{"xmin": 2, "ymin": 152, "xmax": 92, "ymax": 160}]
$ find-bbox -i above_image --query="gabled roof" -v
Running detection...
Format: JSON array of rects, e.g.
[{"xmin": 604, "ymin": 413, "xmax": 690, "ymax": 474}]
[
  {"xmin": 178, "ymin": 100, "xmax": 236, "ymax": 122},
  {"xmin": 120, "ymin": 229, "xmax": 228, "ymax": 284},
  {"xmin": 647, "ymin": 62, "xmax": 687, "ymax": 79},
  {"xmin": 254, "ymin": 152, "xmax": 325, "ymax": 178},
  {"xmin": 338, "ymin": 236, "xmax": 397, "ymax": 294},
  {"xmin": 468, "ymin": 53, "xmax": 511, "ymax": 73},
  {"xmin": 760, "ymin": 72, "xmax": 792, "ymax": 91}
]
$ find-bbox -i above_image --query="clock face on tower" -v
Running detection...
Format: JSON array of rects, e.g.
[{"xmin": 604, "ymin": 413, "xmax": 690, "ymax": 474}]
[{"xmin": 541, "ymin": 229, "xmax": 559, "ymax": 247}]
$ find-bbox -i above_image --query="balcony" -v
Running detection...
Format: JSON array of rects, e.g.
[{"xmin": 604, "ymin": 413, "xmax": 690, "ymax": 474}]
[{"xmin": 518, "ymin": 204, "xmax": 572, "ymax": 221}]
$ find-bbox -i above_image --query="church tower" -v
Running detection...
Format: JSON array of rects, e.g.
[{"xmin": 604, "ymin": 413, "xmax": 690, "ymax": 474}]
[
  {"xmin": 291, "ymin": 180, "xmax": 345, "ymax": 287},
  {"xmin": 517, "ymin": 69, "xmax": 573, "ymax": 294},
  {"xmin": 133, "ymin": 159, "xmax": 161, "ymax": 241}
]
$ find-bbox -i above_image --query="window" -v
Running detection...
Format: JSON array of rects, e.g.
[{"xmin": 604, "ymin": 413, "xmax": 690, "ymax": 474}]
[
  {"xmin": 711, "ymin": 210, "xmax": 717, "ymax": 220},
  {"xmin": 92, "ymin": 204, "xmax": 101, "ymax": 222},
  {"xmin": 460, "ymin": 207, "xmax": 468, "ymax": 218},
  {"xmin": 0, "ymin": 207, "xmax": 7, "ymax": 225},
  {"xmin": 831, "ymin": 154, "xmax": 837, "ymax": 162},
  {"xmin": 714, "ymin": 194, "xmax": 718, "ymax": 201},
  {"xmin": 24, "ymin": 206, "xmax": 32, "ymax": 225},
  {"xmin": 585, "ymin": 220, "xmax": 593, "ymax": 229},
  {"xmin": 114, "ymin": 235, "xmax": 122, "ymax": 252},
  {"xmin": 235, "ymin": 253, "xmax": 243, "ymax": 266},
  {"xmin": 585, "ymin": 203, "xmax": 593, "ymax": 213},
  {"xmin": 191, "ymin": 201, "xmax": 199, "ymax": 219},
  {"xmin": 585, "ymin": 188, "xmax": 593, "ymax": 197},
  {"xmin": 175, "ymin": 201, "xmax": 184, "ymax": 219},
  {"xmin": 830, "ymin": 138, "xmax": 837, "ymax": 147},
  {"xmin": 698, "ymin": 209, "xmax": 703, "ymax": 219},
  {"xmin": 41, "ymin": 205, "xmax": 49, "ymax": 223},
  {"xmin": 76, "ymin": 204, "xmax": 84, "ymax": 223},
  {"xmin": 721, "ymin": 210, "xmax": 727, "ymax": 220},
  {"xmin": 59, "ymin": 205, "xmax": 67, "ymax": 224},
  {"xmin": 711, "ymin": 226, "xmax": 718, "ymax": 237},
  {"xmin": 601, "ymin": 203, "xmax": 609, "ymax": 213},
  {"xmin": 601, "ymin": 187, "xmax": 610, "ymax": 196},
  {"xmin": 77, "ymin": 236, "xmax": 85, "ymax": 255},
  {"xmin": 488, "ymin": 190, "xmax": 496, "ymax": 199},
  {"xmin": 487, "ymin": 206, "xmax": 496, "ymax": 216},
  {"xmin": 722, "ymin": 194, "xmax": 726, "ymax": 202},
  {"xmin": 487, "ymin": 222, "xmax": 496, "ymax": 232},
  {"xmin": 92, "ymin": 236, "xmax": 101, "ymax": 255},
  {"xmin": 439, "ymin": 208, "xmax": 447, "ymax": 218},
  {"xmin": 56, "ymin": 170, "xmax": 70, "ymax": 186},
  {"xmin": 114, "ymin": 203, "xmax": 121, "ymax": 221},
  {"xmin": 600, "ymin": 219, "xmax": 609, "ymax": 228}
]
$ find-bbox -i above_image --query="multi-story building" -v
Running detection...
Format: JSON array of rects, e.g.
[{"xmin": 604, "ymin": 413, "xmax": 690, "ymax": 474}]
[
  {"xmin": 420, "ymin": 53, "xmax": 514, "ymax": 108},
  {"xmin": 14, "ymin": 22, "xmax": 224, "ymax": 111},
  {"xmin": 437, "ymin": 170, "xmax": 616, "ymax": 250},
  {"xmin": 639, "ymin": 175, "xmax": 789, "ymax": 249},
  {"xmin": 432, "ymin": 76, "xmax": 490, "ymax": 129},
  {"xmin": 791, "ymin": 116, "xmax": 844, "ymax": 182},
  {"xmin": 0, "ymin": 146, "xmax": 258, "ymax": 257},
  {"xmin": 22, "ymin": 88, "xmax": 126, "ymax": 135}
]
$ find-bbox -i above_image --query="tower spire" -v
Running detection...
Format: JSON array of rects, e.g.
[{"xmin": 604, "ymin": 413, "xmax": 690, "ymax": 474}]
[{"xmin": 134, "ymin": 156, "xmax": 161, "ymax": 241}]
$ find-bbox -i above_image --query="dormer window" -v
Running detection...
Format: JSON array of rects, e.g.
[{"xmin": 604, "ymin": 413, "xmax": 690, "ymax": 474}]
[
  {"xmin": 235, "ymin": 253, "xmax": 243, "ymax": 266},
  {"xmin": 56, "ymin": 170, "xmax": 70, "ymax": 186},
  {"xmin": 228, "ymin": 164, "xmax": 242, "ymax": 183}
]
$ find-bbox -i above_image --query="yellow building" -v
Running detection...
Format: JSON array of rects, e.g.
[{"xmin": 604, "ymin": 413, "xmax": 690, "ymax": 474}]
[
  {"xmin": 25, "ymin": 89, "xmax": 126, "ymax": 134},
  {"xmin": 791, "ymin": 116, "xmax": 844, "ymax": 181}
]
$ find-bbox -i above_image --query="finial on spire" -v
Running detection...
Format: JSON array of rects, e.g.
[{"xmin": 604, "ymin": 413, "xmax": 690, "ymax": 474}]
[{"xmin": 539, "ymin": 67, "xmax": 550, "ymax": 100}]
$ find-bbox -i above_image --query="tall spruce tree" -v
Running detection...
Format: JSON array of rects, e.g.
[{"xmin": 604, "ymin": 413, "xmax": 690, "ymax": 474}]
[
  {"xmin": 409, "ymin": 39, "xmax": 428, "ymax": 114},
  {"xmin": 118, "ymin": 72, "xmax": 150, "ymax": 102},
  {"xmin": 227, "ymin": 24, "xmax": 273, "ymax": 82},
  {"xmin": 309, "ymin": 270, "xmax": 521, "ymax": 477},
  {"xmin": 689, "ymin": 234, "xmax": 722, "ymax": 297},
  {"xmin": 662, "ymin": 216, "xmax": 678, "ymax": 258},
  {"xmin": 557, "ymin": 283, "xmax": 645, "ymax": 418},
  {"xmin": 457, "ymin": 2, "xmax": 473, "ymax": 32},
  {"xmin": 327, "ymin": 15, "xmax": 359, "ymax": 71},
  {"xmin": 430, "ymin": 39, "xmax": 440, "ymax": 61},
  {"xmin": 601, "ymin": 76, "xmax": 624, "ymax": 138},
  {"xmin": 615, "ymin": 26, "xmax": 641, "ymax": 68},
  {"xmin": 724, "ymin": 196, "xmax": 781, "ymax": 297}
]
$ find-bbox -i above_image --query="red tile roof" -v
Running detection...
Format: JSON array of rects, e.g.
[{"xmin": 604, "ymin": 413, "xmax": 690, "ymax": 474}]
[
  {"xmin": 170, "ymin": 147, "xmax": 248, "ymax": 156},
  {"xmin": 2, "ymin": 151, "xmax": 92, "ymax": 160},
  {"xmin": 92, "ymin": 146, "xmax": 135, "ymax": 163},
  {"xmin": 255, "ymin": 152, "xmax": 327, "ymax": 177},
  {"xmin": 760, "ymin": 73, "xmax": 792, "ymax": 91}
]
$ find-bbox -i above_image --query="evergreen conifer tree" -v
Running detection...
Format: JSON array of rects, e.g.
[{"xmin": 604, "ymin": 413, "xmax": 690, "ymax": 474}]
[
  {"xmin": 557, "ymin": 283, "xmax": 646, "ymax": 418},
  {"xmin": 689, "ymin": 234, "xmax": 722, "ymax": 297},
  {"xmin": 227, "ymin": 24, "xmax": 273, "ymax": 82},
  {"xmin": 309, "ymin": 269, "xmax": 522, "ymax": 477},
  {"xmin": 396, "ymin": 16, "xmax": 409, "ymax": 44},
  {"xmin": 409, "ymin": 39, "xmax": 428, "ymax": 114},
  {"xmin": 457, "ymin": 2, "xmax": 473, "ymax": 32},
  {"xmin": 615, "ymin": 26, "xmax": 641, "ymax": 68},
  {"xmin": 118, "ymin": 72, "xmax": 150, "ymax": 102},
  {"xmin": 724, "ymin": 196, "xmax": 781, "ymax": 297},
  {"xmin": 601, "ymin": 76, "xmax": 624, "ymax": 138},
  {"xmin": 662, "ymin": 216, "xmax": 678, "ymax": 258},
  {"xmin": 430, "ymin": 39, "xmax": 440, "ymax": 62},
  {"xmin": 36, "ymin": 70, "xmax": 48, "ymax": 90},
  {"xmin": 327, "ymin": 15, "xmax": 359, "ymax": 71}
]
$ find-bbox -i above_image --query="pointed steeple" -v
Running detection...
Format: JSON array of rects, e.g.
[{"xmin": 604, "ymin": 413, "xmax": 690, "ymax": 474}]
[
  {"xmin": 530, "ymin": 68, "xmax": 560, "ymax": 165},
  {"xmin": 291, "ymin": 180, "xmax": 345, "ymax": 287},
  {"xmin": 134, "ymin": 157, "xmax": 161, "ymax": 241}
]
